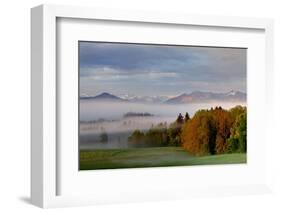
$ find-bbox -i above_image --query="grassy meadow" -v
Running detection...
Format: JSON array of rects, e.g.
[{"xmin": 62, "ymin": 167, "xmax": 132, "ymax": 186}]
[{"xmin": 79, "ymin": 147, "xmax": 246, "ymax": 170}]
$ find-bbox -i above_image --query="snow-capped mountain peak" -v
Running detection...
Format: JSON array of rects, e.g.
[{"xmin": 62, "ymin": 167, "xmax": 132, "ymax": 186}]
[{"xmin": 166, "ymin": 90, "xmax": 246, "ymax": 104}]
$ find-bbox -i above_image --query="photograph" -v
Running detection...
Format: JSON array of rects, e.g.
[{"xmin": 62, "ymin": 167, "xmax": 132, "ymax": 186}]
[{"xmin": 79, "ymin": 41, "xmax": 247, "ymax": 170}]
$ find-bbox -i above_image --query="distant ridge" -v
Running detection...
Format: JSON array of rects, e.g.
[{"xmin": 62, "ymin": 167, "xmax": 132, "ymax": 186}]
[
  {"xmin": 80, "ymin": 90, "xmax": 246, "ymax": 104},
  {"xmin": 165, "ymin": 90, "xmax": 246, "ymax": 104},
  {"xmin": 80, "ymin": 92, "xmax": 126, "ymax": 102}
]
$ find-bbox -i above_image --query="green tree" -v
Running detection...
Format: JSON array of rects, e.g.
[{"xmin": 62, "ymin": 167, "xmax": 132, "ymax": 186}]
[
  {"xmin": 128, "ymin": 130, "xmax": 145, "ymax": 147},
  {"xmin": 226, "ymin": 137, "xmax": 239, "ymax": 153},
  {"xmin": 184, "ymin": 112, "xmax": 190, "ymax": 122},
  {"xmin": 167, "ymin": 126, "xmax": 181, "ymax": 146},
  {"xmin": 229, "ymin": 105, "xmax": 246, "ymax": 122},
  {"xmin": 227, "ymin": 112, "xmax": 247, "ymax": 153},
  {"xmin": 99, "ymin": 129, "xmax": 108, "ymax": 143},
  {"xmin": 237, "ymin": 112, "xmax": 247, "ymax": 152},
  {"xmin": 145, "ymin": 128, "xmax": 168, "ymax": 147},
  {"xmin": 176, "ymin": 113, "xmax": 184, "ymax": 125}
]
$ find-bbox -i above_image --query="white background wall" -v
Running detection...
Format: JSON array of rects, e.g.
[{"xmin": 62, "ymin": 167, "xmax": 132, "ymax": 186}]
[{"xmin": 0, "ymin": 0, "xmax": 280, "ymax": 212}]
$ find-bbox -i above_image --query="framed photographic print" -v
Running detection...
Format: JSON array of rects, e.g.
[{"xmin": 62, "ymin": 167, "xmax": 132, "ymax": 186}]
[
  {"xmin": 31, "ymin": 4, "xmax": 274, "ymax": 208},
  {"xmin": 78, "ymin": 42, "xmax": 247, "ymax": 170}
]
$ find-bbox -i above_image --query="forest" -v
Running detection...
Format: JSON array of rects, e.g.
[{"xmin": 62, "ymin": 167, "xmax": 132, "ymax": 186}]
[{"xmin": 128, "ymin": 105, "xmax": 247, "ymax": 156}]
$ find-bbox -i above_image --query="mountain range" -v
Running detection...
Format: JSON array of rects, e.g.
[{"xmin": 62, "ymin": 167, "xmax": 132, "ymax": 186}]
[
  {"xmin": 165, "ymin": 90, "xmax": 246, "ymax": 104},
  {"xmin": 80, "ymin": 90, "xmax": 246, "ymax": 104}
]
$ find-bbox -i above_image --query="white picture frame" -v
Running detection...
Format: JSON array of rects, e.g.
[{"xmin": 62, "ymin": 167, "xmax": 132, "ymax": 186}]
[{"xmin": 31, "ymin": 4, "xmax": 274, "ymax": 208}]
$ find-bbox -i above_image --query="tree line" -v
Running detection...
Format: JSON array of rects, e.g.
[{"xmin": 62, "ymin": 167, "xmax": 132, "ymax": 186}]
[
  {"xmin": 128, "ymin": 112, "xmax": 189, "ymax": 148},
  {"xmin": 128, "ymin": 105, "xmax": 247, "ymax": 155}
]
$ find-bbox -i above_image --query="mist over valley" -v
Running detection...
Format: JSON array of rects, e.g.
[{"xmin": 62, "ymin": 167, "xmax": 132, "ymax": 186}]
[{"xmin": 79, "ymin": 92, "xmax": 246, "ymax": 150}]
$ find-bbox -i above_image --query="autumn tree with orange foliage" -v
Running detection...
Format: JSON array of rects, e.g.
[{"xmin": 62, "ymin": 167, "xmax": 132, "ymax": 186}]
[
  {"xmin": 181, "ymin": 110, "xmax": 216, "ymax": 155},
  {"xmin": 181, "ymin": 106, "xmax": 246, "ymax": 156},
  {"xmin": 211, "ymin": 107, "xmax": 233, "ymax": 154}
]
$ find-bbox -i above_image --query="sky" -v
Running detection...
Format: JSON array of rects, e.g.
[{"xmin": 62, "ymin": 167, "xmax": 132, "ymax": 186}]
[{"xmin": 79, "ymin": 42, "xmax": 246, "ymax": 97}]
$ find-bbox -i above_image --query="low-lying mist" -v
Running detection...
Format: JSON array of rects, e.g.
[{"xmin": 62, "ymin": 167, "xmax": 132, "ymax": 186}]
[
  {"xmin": 80, "ymin": 100, "xmax": 245, "ymax": 121},
  {"xmin": 79, "ymin": 100, "xmax": 246, "ymax": 150}
]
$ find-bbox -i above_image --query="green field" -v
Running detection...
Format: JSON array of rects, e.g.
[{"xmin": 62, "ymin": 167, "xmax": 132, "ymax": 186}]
[{"xmin": 79, "ymin": 147, "xmax": 246, "ymax": 170}]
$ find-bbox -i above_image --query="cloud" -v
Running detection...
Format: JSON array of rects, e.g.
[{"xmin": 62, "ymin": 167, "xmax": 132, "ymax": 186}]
[
  {"xmin": 81, "ymin": 66, "xmax": 178, "ymax": 81},
  {"xmin": 79, "ymin": 42, "xmax": 246, "ymax": 95},
  {"xmin": 79, "ymin": 42, "xmax": 199, "ymax": 72}
]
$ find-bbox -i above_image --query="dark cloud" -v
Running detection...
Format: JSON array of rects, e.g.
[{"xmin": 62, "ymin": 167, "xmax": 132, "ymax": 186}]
[{"xmin": 79, "ymin": 42, "xmax": 199, "ymax": 72}]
